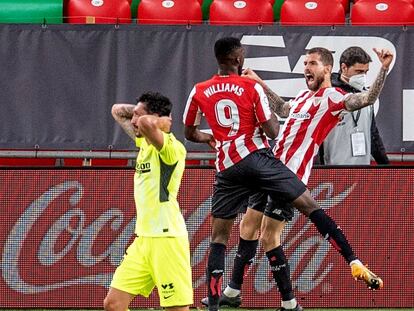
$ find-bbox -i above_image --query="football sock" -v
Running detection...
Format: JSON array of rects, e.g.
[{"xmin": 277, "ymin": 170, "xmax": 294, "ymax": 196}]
[
  {"xmin": 309, "ymin": 209, "xmax": 357, "ymax": 264},
  {"xmin": 223, "ymin": 286, "xmax": 241, "ymax": 297},
  {"xmin": 206, "ymin": 242, "xmax": 226, "ymax": 310},
  {"xmin": 228, "ymin": 237, "xmax": 258, "ymax": 291},
  {"xmin": 266, "ymin": 246, "xmax": 295, "ymax": 301},
  {"xmin": 282, "ymin": 298, "xmax": 298, "ymax": 309},
  {"xmin": 350, "ymin": 259, "xmax": 363, "ymax": 266}
]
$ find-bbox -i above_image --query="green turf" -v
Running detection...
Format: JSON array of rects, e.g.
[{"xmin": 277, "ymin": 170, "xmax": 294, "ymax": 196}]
[
  {"xmin": 4, "ymin": 309, "xmax": 413, "ymax": 311},
  {"xmin": 172, "ymin": 309, "xmax": 412, "ymax": 311}
]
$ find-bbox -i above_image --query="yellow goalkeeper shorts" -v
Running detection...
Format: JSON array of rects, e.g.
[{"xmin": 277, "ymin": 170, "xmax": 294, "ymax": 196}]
[{"xmin": 110, "ymin": 235, "xmax": 193, "ymax": 307}]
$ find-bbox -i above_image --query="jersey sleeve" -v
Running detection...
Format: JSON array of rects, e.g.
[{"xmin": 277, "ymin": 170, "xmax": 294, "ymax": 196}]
[
  {"xmin": 327, "ymin": 88, "xmax": 349, "ymax": 116},
  {"xmin": 135, "ymin": 137, "xmax": 145, "ymax": 148},
  {"xmin": 159, "ymin": 132, "xmax": 186, "ymax": 165},
  {"xmin": 287, "ymin": 99, "xmax": 294, "ymax": 109},
  {"xmin": 253, "ymin": 83, "xmax": 272, "ymax": 123},
  {"xmin": 183, "ymin": 86, "xmax": 202, "ymax": 126}
]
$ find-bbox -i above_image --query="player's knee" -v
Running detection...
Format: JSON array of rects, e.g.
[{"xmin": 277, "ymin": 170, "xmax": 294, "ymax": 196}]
[
  {"xmin": 259, "ymin": 233, "xmax": 271, "ymax": 250},
  {"xmin": 259, "ymin": 230, "xmax": 281, "ymax": 250},
  {"xmin": 241, "ymin": 214, "xmax": 262, "ymax": 228},
  {"xmin": 103, "ymin": 296, "xmax": 120, "ymax": 311},
  {"xmin": 293, "ymin": 190, "xmax": 319, "ymax": 217},
  {"xmin": 240, "ymin": 210, "xmax": 263, "ymax": 239},
  {"xmin": 211, "ymin": 219, "xmax": 234, "ymax": 243},
  {"xmin": 260, "ymin": 219, "xmax": 284, "ymax": 250},
  {"xmin": 239, "ymin": 219, "xmax": 260, "ymax": 240},
  {"xmin": 211, "ymin": 230, "xmax": 231, "ymax": 244}
]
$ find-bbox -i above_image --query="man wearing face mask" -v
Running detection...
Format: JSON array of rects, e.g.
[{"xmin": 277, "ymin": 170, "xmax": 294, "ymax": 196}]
[{"xmin": 320, "ymin": 46, "xmax": 390, "ymax": 165}]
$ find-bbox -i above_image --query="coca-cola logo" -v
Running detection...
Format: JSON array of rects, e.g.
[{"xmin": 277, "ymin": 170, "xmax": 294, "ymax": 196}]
[
  {"xmin": 1, "ymin": 180, "xmax": 355, "ymax": 295},
  {"xmin": 1, "ymin": 181, "xmax": 135, "ymax": 294}
]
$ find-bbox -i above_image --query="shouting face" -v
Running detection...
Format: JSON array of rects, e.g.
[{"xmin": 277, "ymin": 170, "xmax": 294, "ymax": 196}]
[{"xmin": 304, "ymin": 53, "xmax": 330, "ymax": 92}]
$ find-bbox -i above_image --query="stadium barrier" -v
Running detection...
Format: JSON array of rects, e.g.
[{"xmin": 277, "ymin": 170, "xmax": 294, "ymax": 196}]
[
  {"xmin": 0, "ymin": 167, "xmax": 413, "ymax": 308},
  {"xmin": 0, "ymin": 150, "xmax": 413, "ymax": 167}
]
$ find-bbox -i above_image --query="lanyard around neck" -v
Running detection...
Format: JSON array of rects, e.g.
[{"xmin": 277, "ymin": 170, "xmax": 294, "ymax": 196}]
[{"xmin": 351, "ymin": 109, "xmax": 361, "ymax": 128}]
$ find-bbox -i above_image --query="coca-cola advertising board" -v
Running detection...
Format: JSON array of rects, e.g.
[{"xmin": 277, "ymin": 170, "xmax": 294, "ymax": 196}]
[{"xmin": 0, "ymin": 168, "xmax": 413, "ymax": 308}]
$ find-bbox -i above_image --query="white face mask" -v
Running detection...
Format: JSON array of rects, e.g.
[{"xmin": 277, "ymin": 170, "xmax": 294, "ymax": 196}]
[{"xmin": 348, "ymin": 73, "xmax": 367, "ymax": 91}]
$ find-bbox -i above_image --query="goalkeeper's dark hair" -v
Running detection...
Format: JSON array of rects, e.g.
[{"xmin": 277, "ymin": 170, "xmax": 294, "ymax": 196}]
[
  {"xmin": 214, "ymin": 37, "xmax": 242, "ymax": 64},
  {"xmin": 137, "ymin": 92, "xmax": 172, "ymax": 117}
]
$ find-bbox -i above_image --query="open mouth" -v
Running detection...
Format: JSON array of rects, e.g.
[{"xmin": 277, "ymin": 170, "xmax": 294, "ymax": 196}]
[{"xmin": 305, "ymin": 73, "xmax": 314, "ymax": 83}]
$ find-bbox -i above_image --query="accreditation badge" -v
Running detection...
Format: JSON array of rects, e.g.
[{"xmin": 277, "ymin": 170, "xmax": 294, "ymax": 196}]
[{"xmin": 351, "ymin": 131, "xmax": 367, "ymax": 157}]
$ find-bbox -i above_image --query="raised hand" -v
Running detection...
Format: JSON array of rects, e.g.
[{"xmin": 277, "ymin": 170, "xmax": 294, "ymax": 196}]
[
  {"xmin": 242, "ymin": 68, "xmax": 264, "ymax": 84},
  {"xmin": 157, "ymin": 116, "xmax": 172, "ymax": 133},
  {"xmin": 373, "ymin": 48, "xmax": 394, "ymax": 70}
]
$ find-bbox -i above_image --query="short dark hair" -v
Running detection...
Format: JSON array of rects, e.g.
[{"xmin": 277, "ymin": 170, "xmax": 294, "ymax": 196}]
[
  {"xmin": 340, "ymin": 46, "xmax": 372, "ymax": 67},
  {"xmin": 214, "ymin": 37, "xmax": 242, "ymax": 63},
  {"xmin": 137, "ymin": 92, "xmax": 172, "ymax": 117},
  {"xmin": 307, "ymin": 47, "xmax": 333, "ymax": 67}
]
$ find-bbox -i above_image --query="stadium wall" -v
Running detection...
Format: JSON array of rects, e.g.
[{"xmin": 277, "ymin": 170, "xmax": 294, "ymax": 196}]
[
  {"xmin": 0, "ymin": 167, "xmax": 413, "ymax": 308},
  {"xmin": 0, "ymin": 24, "xmax": 413, "ymax": 153}
]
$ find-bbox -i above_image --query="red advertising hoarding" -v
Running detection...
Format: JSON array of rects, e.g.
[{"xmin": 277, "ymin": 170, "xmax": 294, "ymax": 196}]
[{"xmin": 0, "ymin": 168, "xmax": 413, "ymax": 308}]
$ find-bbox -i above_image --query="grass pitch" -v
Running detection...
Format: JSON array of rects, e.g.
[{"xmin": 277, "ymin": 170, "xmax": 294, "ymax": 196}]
[{"xmin": 4, "ymin": 309, "xmax": 414, "ymax": 311}]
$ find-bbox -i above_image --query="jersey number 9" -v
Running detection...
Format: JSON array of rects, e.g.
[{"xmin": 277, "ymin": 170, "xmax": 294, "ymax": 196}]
[{"xmin": 215, "ymin": 99, "xmax": 240, "ymax": 137}]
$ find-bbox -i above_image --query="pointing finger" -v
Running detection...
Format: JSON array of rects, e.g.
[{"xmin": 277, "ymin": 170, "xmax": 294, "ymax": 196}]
[
  {"xmin": 383, "ymin": 49, "xmax": 392, "ymax": 56},
  {"xmin": 373, "ymin": 48, "xmax": 382, "ymax": 57}
]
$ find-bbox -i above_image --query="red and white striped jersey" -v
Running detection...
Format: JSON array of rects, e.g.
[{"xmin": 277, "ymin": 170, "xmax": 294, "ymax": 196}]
[
  {"xmin": 183, "ymin": 74, "xmax": 272, "ymax": 172},
  {"xmin": 274, "ymin": 87, "xmax": 349, "ymax": 184}
]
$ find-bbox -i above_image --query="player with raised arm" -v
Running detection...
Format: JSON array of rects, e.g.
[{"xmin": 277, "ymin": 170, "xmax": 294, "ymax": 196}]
[
  {"xmin": 203, "ymin": 47, "xmax": 391, "ymax": 310},
  {"xmin": 104, "ymin": 92, "xmax": 193, "ymax": 311},
  {"xmin": 184, "ymin": 37, "xmax": 386, "ymax": 311}
]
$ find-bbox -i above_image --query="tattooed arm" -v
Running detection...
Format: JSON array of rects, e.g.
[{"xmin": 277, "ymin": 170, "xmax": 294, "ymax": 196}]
[
  {"xmin": 344, "ymin": 48, "xmax": 393, "ymax": 112},
  {"xmin": 242, "ymin": 68, "xmax": 291, "ymax": 118},
  {"xmin": 344, "ymin": 67, "xmax": 388, "ymax": 111},
  {"xmin": 111, "ymin": 103, "xmax": 136, "ymax": 140},
  {"xmin": 263, "ymin": 86, "xmax": 291, "ymax": 118}
]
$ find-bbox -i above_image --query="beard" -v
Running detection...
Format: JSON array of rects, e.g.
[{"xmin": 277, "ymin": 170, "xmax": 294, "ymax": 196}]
[{"xmin": 306, "ymin": 74, "xmax": 325, "ymax": 91}]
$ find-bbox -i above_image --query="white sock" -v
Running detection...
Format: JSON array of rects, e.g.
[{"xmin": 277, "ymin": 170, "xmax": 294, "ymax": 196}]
[
  {"xmin": 350, "ymin": 259, "xmax": 363, "ymax": 266},
  {"xmin": 281, "ymin": 298, "xmax": 297, "ymax": 309},
  {"xmin": 223, "ymin": 286, "xmax": 240, "ymax": 297}
]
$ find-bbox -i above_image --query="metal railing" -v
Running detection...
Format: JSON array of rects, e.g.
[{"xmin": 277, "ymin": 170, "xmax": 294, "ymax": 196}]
[
  {"xmin": 0, "ymin": 150, "xmax": 412, "ymax": 162},
  {"xmin": 0, "ymin": 150, "xmax": 215, "ymax": 161}
]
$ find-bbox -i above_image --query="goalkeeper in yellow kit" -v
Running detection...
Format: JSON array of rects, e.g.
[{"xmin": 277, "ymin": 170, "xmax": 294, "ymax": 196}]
[{"xmin": 104, "ymin": 92, "xmax": 193, "ymax": 311}]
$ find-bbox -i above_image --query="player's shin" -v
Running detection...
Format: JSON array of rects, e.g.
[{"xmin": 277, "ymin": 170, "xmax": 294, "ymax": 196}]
[
  {"xmin": 266, "ymin": 246, "xmax": 296, "ymax": 303},
  {"xmin": 228, "ymin": 237, "xmax": 258, "ymax": 291},
  {"xmin": 206, "ymin": 242, "xmax": 226, "ymax": 311},
  {"xmin": 309, "ymin": 209, "xmax": 357, "ymax": 263}
]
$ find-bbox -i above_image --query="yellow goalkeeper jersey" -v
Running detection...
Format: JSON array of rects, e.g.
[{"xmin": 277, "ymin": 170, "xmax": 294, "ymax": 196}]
[{"xmin": 134, "ymin": 132, "xmax": 187, "ymax": 237}]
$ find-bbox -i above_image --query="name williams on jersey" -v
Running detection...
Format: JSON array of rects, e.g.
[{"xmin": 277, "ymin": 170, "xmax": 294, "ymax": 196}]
[{"xmin": 204, "ymin": 83, "xmax": 245, "ymax": 98}]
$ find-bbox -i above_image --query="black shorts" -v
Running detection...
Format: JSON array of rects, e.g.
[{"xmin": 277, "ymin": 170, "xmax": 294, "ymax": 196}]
[
  {"xmin": 248, "ymin": 192, "xmax": 295, "ymax": 222},
  {"xmin": 211, "ymin": 149, "xmax": 306, "ymax": 219}
]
